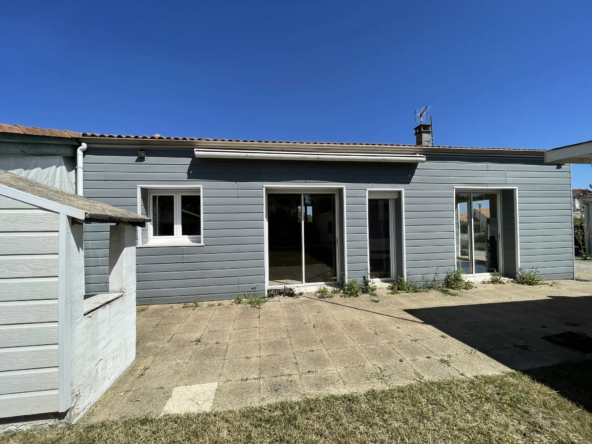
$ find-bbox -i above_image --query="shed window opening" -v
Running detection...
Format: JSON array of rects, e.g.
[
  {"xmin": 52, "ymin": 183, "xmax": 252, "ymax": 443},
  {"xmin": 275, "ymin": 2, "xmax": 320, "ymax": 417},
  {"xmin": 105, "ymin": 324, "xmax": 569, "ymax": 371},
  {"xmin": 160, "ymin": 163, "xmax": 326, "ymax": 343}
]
[{"xmin": 150, "ymin": 190, "xmax": 201, "ymax": 240}]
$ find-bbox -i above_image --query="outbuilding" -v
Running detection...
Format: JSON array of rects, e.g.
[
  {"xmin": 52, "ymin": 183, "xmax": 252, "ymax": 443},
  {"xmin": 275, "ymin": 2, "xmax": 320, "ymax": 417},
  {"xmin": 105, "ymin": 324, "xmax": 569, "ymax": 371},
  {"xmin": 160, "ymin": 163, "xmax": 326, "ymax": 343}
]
[{"xmin": 0, "ymin": 170, "xmax": 149, "ymax": 429}]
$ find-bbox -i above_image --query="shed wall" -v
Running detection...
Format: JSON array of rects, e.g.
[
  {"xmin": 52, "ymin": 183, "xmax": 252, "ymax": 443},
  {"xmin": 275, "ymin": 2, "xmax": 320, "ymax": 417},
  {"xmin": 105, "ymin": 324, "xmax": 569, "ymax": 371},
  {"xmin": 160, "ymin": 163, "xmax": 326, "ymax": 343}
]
[
  {"xmin": 82, "ymin": 148, "xmax": 574, "ymax": 304},
  {"xmin": 0, "ymin": 195, "xmax": 60, "ymax": 418}
]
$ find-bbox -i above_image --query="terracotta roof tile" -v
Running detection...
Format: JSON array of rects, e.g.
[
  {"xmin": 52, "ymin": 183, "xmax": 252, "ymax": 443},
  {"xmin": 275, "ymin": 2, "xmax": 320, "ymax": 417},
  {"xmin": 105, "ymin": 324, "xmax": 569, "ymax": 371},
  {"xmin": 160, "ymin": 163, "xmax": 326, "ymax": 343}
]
[{"xmin": 0, "ymin": 122, "xmax": 545, "ymax": 152}]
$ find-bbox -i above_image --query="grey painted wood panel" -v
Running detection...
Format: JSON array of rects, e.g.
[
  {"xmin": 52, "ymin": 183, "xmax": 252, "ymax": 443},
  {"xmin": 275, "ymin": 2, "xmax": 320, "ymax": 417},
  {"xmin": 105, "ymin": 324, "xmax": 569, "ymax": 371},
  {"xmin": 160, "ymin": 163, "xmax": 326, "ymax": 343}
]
[
  {"xmin": 0, "ymin": 345, "xmax": 58, "ymax": 372},
  {"xmin": 0, "ymin": 324, "xmax": 58, "ymax": 348},
  {"xmin": 0, "ymin": 390, "xmax": 58, "ymax": 418},
  {"xmin": 0, "ymin": 233, "xmax": 59, "ymax": 255},
  {"xmin": 0, "ymin": 255, "xmax": 59, "ymax": 278},
  {"xmin": 0, "ymin": 278, "xmax": 58, "ymax": 302},
  {"xmin": 0, "ymin": 368, "xmax": 58, "ymax": 396},
  {"xmin": 0, "ymin": 211, "xmax": 59, "ymax": 232},
  {"xmin": 84, "ymin": 149, "xmax": 573, "ymax": 302},
  {"xmin": 0, "ymin": 300, "xmax": 58, "ymax": 325},
  {"xmin": 0, "ymin": 196, "xmax": 38, "ymax": 210}
]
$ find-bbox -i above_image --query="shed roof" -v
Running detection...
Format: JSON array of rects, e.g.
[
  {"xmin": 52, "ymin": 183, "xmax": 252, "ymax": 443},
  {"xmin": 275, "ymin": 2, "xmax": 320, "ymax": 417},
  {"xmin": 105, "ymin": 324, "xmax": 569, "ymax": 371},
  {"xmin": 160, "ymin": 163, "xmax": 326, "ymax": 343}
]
[{"xmin": 0, "ymin": 169, "xmax": 150, "ymax": 224}]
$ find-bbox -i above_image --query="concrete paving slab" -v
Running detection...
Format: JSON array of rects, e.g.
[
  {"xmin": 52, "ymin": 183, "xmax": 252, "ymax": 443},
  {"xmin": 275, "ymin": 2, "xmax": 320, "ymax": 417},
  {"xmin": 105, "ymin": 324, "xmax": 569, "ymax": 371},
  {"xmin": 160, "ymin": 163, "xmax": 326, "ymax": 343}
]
[
  {"xmin": 327, "ymin": 347, "xmax": 370, "ymax": 368},
  {"xmin": 260, "ymin": 338, "xmax": 293, "ymax": 356},
  {"xmin": 260, "ymin": 354, "xmax": 299, "ymax": 378},
  {"xmin": 392, "ymin": 340, "xmax": 433, "ymax": 361},
  {"xmin": 220, "ymin": 357, "xmax": 260, "ymax": 381},
  {"xmin": 410, "ymin": 358, "xmax": 462, "ymax": 381},
  {"xmin": 178, "ymin": 359, "xmax": 224, "ymax": 385},
  {"xmin": 161, "ymin": 383, "xmax": 218, "ymax": 415},
  {"xmin": 212, "ymin": 380, "xmax": 260, "ymax": 411},
  {"xmin": 301, "ymin": 370, "xmax": 346, "ymax": 395},
  {"xmin": 295, "ymin": 349, "xmax": 335, "ymax": 373},
  {"xmin": 260, "ymin": 375, "xmax": 303, "ymax": 402}
]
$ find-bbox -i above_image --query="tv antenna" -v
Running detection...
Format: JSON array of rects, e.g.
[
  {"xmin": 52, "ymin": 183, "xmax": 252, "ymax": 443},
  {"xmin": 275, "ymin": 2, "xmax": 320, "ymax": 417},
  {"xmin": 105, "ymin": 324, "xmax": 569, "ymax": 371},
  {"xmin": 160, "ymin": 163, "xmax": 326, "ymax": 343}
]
[{"xmin": 414, "ymin": 106, "xmax": 431, "ymax": 124}]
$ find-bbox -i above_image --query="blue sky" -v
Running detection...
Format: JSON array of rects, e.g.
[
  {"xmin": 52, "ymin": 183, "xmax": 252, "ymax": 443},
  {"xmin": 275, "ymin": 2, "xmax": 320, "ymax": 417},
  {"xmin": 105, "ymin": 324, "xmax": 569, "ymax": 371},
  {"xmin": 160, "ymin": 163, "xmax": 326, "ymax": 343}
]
[{"xmin": 2, "ymin": 1, "xmax": 590, "ymax": 188}]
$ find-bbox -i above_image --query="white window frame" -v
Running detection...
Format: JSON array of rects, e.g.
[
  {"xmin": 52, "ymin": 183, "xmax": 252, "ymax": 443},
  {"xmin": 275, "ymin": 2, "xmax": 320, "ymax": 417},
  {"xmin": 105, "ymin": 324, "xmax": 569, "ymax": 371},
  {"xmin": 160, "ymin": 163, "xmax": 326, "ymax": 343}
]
[
  {"xmin": 452, "ymin": 187, "xmax": 519, "ymax": 277},
  {"xmin": 263, "ymin": 185, "xmax": 345, "ymax": 290},
  {"xmin": 366, "ymin": 189, "xmax": 403, "ymax": 282},
  {"xmin": 137, "ymin": 185, "xmax": 204, "ymax": 247}
]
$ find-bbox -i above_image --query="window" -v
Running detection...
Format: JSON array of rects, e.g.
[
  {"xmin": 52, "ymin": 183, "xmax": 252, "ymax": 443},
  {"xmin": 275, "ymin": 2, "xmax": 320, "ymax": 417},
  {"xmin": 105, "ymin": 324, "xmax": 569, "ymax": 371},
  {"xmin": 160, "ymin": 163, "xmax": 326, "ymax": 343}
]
[
  {"xmin": 148, "ymin": 189, "xmax": 202, "ymax": 244},
  {"xmin": 367, "ymin": 190, "xmax": 399, "ymax": 280}
]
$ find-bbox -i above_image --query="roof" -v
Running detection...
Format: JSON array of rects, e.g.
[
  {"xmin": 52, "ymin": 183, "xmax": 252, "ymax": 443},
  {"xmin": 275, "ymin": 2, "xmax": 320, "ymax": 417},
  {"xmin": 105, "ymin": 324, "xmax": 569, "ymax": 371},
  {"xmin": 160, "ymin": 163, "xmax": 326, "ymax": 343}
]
[
  {"xmin": 545, "ymin": 140, "xmax": 592, "ymax": 164},
  {"xmin": 0, "ymin": 123, "xmax": 545, "ymax": 155},
  {"xmin": 474, "ymin": 208, "xmax": 491, "ymax": 218},
  {"xmin": 0, "ymin": 123, "xmax": 81, "ymax": 139},
  {"xmin": 0, "ymin": 170, "xmax": 150, "ymax": 224},
  {"xmin": 573, "ymin": 189, "xmax": 592, "ymax": 198}
]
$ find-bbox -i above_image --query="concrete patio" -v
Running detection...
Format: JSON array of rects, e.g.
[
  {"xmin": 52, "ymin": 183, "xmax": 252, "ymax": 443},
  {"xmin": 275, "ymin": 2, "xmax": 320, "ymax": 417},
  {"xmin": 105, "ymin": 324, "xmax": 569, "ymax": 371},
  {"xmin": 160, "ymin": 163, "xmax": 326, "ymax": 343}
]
[{"xmin": 84, "ymin": 279, "xmax": 592, "ymax": 422}]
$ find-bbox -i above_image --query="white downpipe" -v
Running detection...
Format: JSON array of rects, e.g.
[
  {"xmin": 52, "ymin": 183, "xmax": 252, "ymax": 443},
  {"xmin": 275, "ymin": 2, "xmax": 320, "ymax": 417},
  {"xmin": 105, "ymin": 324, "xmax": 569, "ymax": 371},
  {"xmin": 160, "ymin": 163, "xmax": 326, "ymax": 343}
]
[{"xmin": 76, "ymin": 143, "xmax": 88, "ymax": 196}]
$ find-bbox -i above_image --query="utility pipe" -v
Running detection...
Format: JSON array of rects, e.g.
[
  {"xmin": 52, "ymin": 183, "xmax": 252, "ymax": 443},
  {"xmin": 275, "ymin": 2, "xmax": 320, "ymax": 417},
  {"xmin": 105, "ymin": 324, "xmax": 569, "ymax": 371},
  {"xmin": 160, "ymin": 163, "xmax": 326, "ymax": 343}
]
[{"xmin": 76, "ymin": 143, "xmax": 88, "ymax": 196}]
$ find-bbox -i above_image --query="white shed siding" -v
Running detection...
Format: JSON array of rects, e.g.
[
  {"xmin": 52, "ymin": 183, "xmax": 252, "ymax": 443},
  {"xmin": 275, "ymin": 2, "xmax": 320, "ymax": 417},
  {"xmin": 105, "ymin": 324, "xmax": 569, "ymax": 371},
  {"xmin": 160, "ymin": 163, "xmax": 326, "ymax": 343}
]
[{"xmin": 0, "ymin": 195, "xmax": 60, "ymax": 418}]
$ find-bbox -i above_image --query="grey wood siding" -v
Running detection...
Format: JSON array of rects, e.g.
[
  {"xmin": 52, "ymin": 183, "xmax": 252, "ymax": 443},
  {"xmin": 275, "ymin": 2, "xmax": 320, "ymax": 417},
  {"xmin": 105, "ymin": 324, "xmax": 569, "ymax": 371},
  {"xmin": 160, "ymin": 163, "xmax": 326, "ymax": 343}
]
[
  {"xmin": 0, "ymin": 195, "xmax": 60, "ymax": 418},
  {"xmin": 83, "ymin": 148, "xmax": 574, "ymax": 304}
]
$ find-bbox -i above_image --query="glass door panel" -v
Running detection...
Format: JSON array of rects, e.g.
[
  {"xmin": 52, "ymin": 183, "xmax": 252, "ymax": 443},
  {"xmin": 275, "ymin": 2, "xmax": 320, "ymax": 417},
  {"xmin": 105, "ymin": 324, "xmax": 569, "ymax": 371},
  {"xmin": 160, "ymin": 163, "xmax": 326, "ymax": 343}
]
[
  {"xmin": 472, "ymin": 194, "xmax": 499, "ymax": 273},
  {"xmin": 368, "ymin": 199, "xmax": 391, "ymax": 278},
  {"xmin": 303, "ymin": 194, "xmax": 337, "ymax": 283},
  {"xmin": 455, "ymin": 193, "xmax": 471, "ymax": 273},
  {"xmin": 268, "ymin": 194, "xmax": 303, "ymax": 285}
]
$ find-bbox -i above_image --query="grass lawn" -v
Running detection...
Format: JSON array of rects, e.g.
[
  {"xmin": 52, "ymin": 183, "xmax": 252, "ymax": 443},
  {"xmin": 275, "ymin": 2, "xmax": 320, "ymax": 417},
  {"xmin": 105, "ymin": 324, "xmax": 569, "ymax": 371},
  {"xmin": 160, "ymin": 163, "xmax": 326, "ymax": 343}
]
[{"xmin": 4, "ymin": 360, "xmax": 592, "ymax": 444}]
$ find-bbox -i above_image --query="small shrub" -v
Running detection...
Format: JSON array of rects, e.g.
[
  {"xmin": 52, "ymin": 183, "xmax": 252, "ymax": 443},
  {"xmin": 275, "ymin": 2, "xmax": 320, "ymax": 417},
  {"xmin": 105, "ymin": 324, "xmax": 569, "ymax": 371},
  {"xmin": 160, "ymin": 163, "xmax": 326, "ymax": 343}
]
[
  {"xmin": 193, "ymin": 337, "xmax": 202, "ymax": 345},
  {"xmin": 443, "ymin": 270, "xmax": 474, "ymax": 290},
  {"xmin": 317, "ymin": 286, "xmax": 333, "ymax": 299},
  {"xmin": 581, "ymin": 252, "xmax": 592, "ymax": 261},
  {"xmin": 233, "ymin": 295, "xmax": 244, "ymax": 305},
  {"xmin": 341, "ymin": 280, "xmax": 361, "ymax": 298},
  {"xmin": 515, "ymin": 268, "xmax": 542, "ymax": 286},
  {"xmin": 247, "ymin": 294, "xmax": 267, "ymax": 309},
  {"xmin": 361, "ymin": 275, "xmax": 377, "ymax": 296},
  {"xmin": 489, "ymin": 271, "xmax": 504, "ymax": 285},
  {"xmin": 183, "ymin": 296, "xmax": 201, "ymax": 310},
  {"xmin": 388, "ymin": 276, "xmax": 421, "ymax": 294},
  {"xmin": 136, "ymin": 306, "xmax": 148, "ymax": 313}
]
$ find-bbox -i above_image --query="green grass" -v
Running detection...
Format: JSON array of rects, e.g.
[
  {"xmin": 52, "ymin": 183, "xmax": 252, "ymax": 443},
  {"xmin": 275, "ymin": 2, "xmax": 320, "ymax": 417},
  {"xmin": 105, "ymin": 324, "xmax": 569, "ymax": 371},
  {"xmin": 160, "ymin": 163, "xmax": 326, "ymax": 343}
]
[{"xmin": 5, "ymin": 360, "xmax": 592, "ymax": 443}]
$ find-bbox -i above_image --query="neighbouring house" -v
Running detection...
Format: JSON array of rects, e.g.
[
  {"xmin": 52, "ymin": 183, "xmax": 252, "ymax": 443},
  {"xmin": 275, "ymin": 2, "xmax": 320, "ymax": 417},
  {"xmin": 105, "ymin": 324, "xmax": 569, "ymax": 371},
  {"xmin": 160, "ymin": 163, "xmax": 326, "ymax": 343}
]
[
  {"xmin": 0, "ymin": 123, "xmax": 577, "ymax": 305},
  {"xmin": 573, "ymin": 188, "xmax": 592, "ymax": 217},
  {"xmin": 0, "ymin": 170, "xmax": 149, "ymax": 429}
]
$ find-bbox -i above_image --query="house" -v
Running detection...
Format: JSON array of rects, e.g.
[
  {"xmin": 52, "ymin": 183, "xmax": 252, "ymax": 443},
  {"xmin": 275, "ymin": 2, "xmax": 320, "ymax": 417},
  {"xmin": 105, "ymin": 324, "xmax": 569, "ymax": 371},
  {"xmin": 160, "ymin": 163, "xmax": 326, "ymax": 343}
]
[
  {"xmin": 573, "ymin": 188, "xmax": 592, "ymax": 217},
  {"xmin": 0, "ymin": 170, "xmax": 149, "ymax": 428},
  {"xmin": 0, "ymin": 122, "xmax": 576, "ymax": 304}
]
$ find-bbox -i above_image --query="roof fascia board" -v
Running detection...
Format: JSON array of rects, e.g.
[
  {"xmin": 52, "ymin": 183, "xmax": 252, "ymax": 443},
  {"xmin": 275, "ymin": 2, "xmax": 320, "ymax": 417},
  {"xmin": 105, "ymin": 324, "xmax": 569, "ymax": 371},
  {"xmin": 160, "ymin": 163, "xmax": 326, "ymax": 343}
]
[
  {"xmin": 545, "ymin": 141, "xmax": 592, "ymax": 164},
  {"xmin": 0, "ymin": 184, "xmax": 86, "ymax": 220},
  {"xmin": 82, "ymin": 137, "xmax": 545, "ymax": 158},
  {"xmin": 194, "ymin": 148, "xmax": 426, "ymax": 163},
  {"xmin": 0, "ymin": 133, "xmax": 80, "ymax": 145},
  {"xmin": 0, "ymin": 143, "xmax": 77, "ymax": 157}
]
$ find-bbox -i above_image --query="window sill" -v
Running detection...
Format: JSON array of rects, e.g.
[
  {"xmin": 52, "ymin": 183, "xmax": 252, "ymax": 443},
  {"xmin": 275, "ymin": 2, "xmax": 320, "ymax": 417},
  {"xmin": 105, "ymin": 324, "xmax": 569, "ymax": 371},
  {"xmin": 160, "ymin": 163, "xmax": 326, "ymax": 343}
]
[
  {"xmin": 138, "ymin": 240, "xmax": 204, "ymax": 248},
  {"xmin": 84, "ymin": 292, "xmax": 124, "ymax": 315}
]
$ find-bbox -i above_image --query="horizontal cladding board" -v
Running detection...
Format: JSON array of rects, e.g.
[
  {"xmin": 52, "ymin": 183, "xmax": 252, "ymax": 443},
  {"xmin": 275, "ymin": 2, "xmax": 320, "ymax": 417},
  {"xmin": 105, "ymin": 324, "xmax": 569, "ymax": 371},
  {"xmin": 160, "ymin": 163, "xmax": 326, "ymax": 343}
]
[
  {"xmin": 0, "ymin": 345, "xmax": 58, "ymax": 372},
  {"xmin": 0, "ymin": 300, "xmax": 58, "ymax": 325},
  {"xmin": 0, "ymin": 196, "xmax": 38, "ymax": 210},
  {"xmin": 0, "ymin": 278, "xmax": 58, "ymax": 302},
  {"xmin": 519, "ymin": 228, "xmax": 573, "ymax": 236},
  {"xmin": 520, "ymin": 216, "xmax": 572, "ymax": 224},
  {"xmin": 346, "ymin": 227, "xmax": 367, "ymax": 235},
  {"xmin": 406, "ymin": 238, "xmax": 455, "ymax": 247},
  {"xmin": 0, "ymin": 256, "xmax": 58, "ymax": 279},
  {"xmin": 347, "ymin": 234, "xmax": 367, "ymax": 242},
  {"xmin": 405, "ymin": 218, "xmax": 452, "ymax": 226},
  {"xmin": 520, "ymin": 256, "xmax": 574, "ymax": 265},
  {"xmin": 521, "ymin": 247, "xmax": 573, "ymax": 257},
  {"xmin": 0, "ymin": 324, "xmax": 58, "ymax": 348},
  {"xmin": 406, "ymin": 259, "xmax": 454, "ymax": 268},
  {"xmin": 519, "ymin": 222, "xmax": 574, "ymax": 231},
  {"xmin": 406, "ymin": 267, "xmax": 457, "ymax": 276},
  {"xmin": 0, "ymin": 212, "xmax": 59, "ymax": 232},
  {"xmin": 0, "ymin": 233, "xmax": 59, "ymax": 255},
  {"xmin": 406, "ymin": 225, "xmax": 454, "ymax": 234},
  {"xmin": 202, "ymin": 228, "xmax": 262, "ymax": 238},
  {"xmin": 138, "ymin": 267, "xmax": 264, "ymax": 282},
  {"xmin": 138, "ymin": 260, "xmax": 266, "ymax": 274},
  {"xmin": 138, "ymin": 274, "xmax": 262, "ymax": 290},
  {"xmin": 531, "ymin": 266, "xmax": 574, "ymax": 276},
  {"xmin": 84, "ymin": 273, "xmax": 109, "ymax": 284},
  {"xmin": 405, "ymin": 204, "xmax": 452, "ymax": 212},
  {"xmin": 137, "ymin": 252, "xmax": 262, "ymax": 265},
  {"xmin": 406, "ymin": 232, "xmax": 454, "ymax": 240},
  {"xmin": 138, "ymin": 284, "xmax": 243, "ymax": 299},
  {"xmin": 0, "ymin": 368, "xmax": 58, "ymax": 396},
  {"xmin": 407, "ymin": 245, "xmax": 455, "ymax": 254},
  {"xmin": 520, "ymin": 234, "xmax": 574, "ymax": 244},
  {"xmin": 0, "ymin": 390, "xmax": 58, "ymax": 419}
]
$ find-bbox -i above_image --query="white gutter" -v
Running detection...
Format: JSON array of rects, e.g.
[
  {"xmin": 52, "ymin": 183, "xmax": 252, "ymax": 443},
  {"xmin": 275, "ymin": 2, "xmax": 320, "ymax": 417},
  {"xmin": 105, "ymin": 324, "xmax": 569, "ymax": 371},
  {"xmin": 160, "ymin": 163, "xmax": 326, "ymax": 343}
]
[
  {"xmin": 76, "ymin": 143, "xmax": 88, "ymax": 196},
  {"xmin": 193, "ymin": 148, "xmax": 426, "ymax": 163}
]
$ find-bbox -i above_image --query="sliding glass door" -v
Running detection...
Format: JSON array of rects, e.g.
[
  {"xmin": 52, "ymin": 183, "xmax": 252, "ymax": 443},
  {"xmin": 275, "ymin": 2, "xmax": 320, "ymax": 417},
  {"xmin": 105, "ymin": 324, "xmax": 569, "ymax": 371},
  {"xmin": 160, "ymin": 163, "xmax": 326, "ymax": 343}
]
[
  {"xmin": 268, "ymin": 193, "xmax": 337, "ymax": 286},
  {"xmin": 455, "ymin": 192, "xmax": 500, "ymax": 274},
  {"xmin": 368, "ymin": 199, "xmax": 393, "ymax": 278}
]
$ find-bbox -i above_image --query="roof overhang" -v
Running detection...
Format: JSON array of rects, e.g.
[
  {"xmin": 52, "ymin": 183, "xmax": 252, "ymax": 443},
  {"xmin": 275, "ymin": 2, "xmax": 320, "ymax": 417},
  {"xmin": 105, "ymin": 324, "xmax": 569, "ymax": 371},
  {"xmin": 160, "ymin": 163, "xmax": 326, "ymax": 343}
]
[
  {"xmin": 545, "ymin": 140, "xmax": 592, "ymax": 164},
  {"xmin": 193, "ymin": 148, "xmax": 426, "ymax": 163}
]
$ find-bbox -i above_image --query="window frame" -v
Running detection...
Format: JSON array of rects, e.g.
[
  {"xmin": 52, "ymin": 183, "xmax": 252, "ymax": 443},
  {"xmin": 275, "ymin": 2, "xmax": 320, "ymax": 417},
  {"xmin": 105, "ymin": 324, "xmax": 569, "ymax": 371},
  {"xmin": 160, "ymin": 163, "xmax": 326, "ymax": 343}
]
[
  {"xmin": 145, "ymin": 187, "xmax": 203, "ymax": 246},
  {"xmin": 366, "ymin": 190, "xmax": 400, "ymax": 282}
]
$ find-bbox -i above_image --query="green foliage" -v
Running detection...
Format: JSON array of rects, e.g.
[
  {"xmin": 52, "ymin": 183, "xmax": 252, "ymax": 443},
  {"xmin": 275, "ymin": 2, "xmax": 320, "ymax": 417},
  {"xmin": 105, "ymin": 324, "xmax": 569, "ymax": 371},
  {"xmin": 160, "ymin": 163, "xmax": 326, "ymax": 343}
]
[
  {"xmin": 388, "ymin": 276, "xmax": 422, "ymax": 294},
  {"xmin": 182, "ymin": 296, "xmax": 201, "ymax": 310},
  {"xmin": 317, "ymin": 286, "xmax": 333, "ymax": 299},
  {"xmin": 341, "ymin": 279, "xmax": 361, "ymax": 298},
  {"xmin": 574, "ymin": 216, "xmax": 588, "ymax": 256},
  {"xmin": 581, "ymin": 252, "xmax": 592, "ymax": 261},
  {"xmin": 443, "ymin": 270, "xmax": 474, "ymax": 290},
  {"xmin": 515, "ymin": 268, "xmax": 542, "ymax": 286},
  {"xmin": 247, "ymin": 294, "xmax": 267, "ymax": 309},
  {"xmin": 489, "ymin": 271, "xmax": 504, "ymax": 285},
  {"xmin": 233, "ymin": 295, "xmax": 244, "ymax": 305},
  {"xmin": 193, "ymin": 337, "xmax": 202, "ymax": 345},
  {"xmin": 361, "ymin": 275, "xmax": 377, "ymax": 296}
]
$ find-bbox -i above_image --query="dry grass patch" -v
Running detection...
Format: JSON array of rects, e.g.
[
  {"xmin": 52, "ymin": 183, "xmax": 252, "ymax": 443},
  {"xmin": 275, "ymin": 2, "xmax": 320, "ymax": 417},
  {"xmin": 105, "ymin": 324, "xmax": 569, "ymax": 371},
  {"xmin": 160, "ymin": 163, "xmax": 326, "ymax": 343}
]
[{"xmin": 4, "ymin": 361, "xmax": 592, "ymax": 443}]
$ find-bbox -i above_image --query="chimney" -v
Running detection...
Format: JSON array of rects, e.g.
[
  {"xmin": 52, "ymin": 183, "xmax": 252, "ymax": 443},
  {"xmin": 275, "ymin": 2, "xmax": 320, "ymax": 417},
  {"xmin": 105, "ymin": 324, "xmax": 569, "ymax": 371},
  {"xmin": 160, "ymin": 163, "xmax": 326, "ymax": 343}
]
[{"xmin": 414, "ymin": 123, "xmax": 433, "ymax": 146}]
